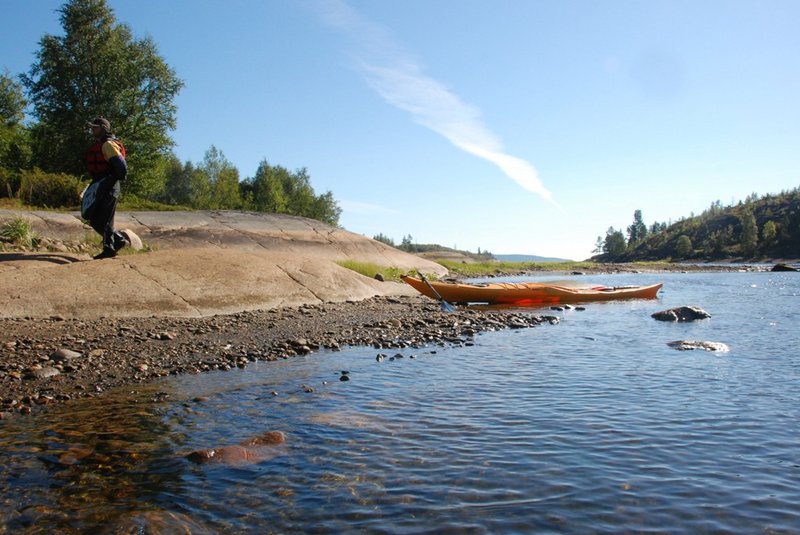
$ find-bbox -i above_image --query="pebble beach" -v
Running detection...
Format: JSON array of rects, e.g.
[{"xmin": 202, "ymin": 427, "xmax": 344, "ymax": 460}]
[{"xmin": 0, "ymin": 295, "xmax": 557, "ymax": 417}]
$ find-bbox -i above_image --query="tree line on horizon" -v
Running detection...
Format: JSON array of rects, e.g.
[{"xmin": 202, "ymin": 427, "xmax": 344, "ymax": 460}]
[
  {"xmin": 594, "ymin": 187, "xmax": 800, "ymax": 261},
  {"xmin": 370, "ymin": 185, "xmax": 800, "ymax": 263},
  {"xmin": 372, "ymin": 233, "xmax": 495, "ymax": 260},
  {"xmin": 0, "ymin": 0, "xmax": 341, "ymax": 226}
]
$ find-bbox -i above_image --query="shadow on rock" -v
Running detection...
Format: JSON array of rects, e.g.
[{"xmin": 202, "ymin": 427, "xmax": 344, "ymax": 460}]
[{"xmin": 0, "ymin": 252, "xmax": 87, "ymax": 265}]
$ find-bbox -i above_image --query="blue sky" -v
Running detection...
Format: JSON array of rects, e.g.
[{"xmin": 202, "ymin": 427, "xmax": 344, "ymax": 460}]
[{"xmin": 3, "ymin": 0, "xmax": 799, "ymax": 260}]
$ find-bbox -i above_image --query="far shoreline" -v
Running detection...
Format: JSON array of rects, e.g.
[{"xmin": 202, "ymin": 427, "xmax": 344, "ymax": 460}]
[{"xmin": 436, "ymin": 259, "xmax": 798, "ymax": 280}]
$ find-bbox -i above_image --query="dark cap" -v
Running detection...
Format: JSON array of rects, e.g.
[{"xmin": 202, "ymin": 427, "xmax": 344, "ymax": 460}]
[{"xmin": 86, "ymin": 117, "xmax": 111, "ymax": 131}]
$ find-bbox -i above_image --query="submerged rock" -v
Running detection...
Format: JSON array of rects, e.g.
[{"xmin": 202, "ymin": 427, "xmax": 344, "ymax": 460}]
[
  {"xmin": 667, "ymin": 340, "xmax": 730, "ymax": 352},
  {"xmin": 104, "ymin": 510, "xmax": 216, "ymax": 535},
  {"xmin": 652, "ymin": 306, "xmax": 711, "ymax": 322},
  {"xmin": 186, "ymin": 445, "xmax": 257, "ymax": 464},
  {"xmin": 239, "ymin": 430, "xmax": 286, "ymax": 446},
  {"xmin": 187, "ymin": 430, "xmax": 286, "ymax": 465}
]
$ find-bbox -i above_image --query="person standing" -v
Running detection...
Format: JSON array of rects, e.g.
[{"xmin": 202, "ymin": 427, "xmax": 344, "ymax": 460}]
[{"xmin": 84, "ymin": 117, "xmax": 130, "ymax": 259}]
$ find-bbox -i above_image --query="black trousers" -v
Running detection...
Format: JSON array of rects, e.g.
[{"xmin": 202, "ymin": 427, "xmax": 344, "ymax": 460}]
[{"xmin": 88, "ymin": 180, "xmax": 125, "ymax": 252}]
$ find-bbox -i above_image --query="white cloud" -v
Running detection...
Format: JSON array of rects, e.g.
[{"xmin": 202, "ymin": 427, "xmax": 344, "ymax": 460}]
[{"xmin": 315, "ymin": 0, "xmax": 555, "ymax": 204}]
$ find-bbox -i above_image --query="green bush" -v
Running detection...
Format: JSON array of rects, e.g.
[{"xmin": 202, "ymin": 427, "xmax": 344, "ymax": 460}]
[
  {"xmin": 117, "ymin": 195, "xmax": 188, "ymax": 211},
  {"xmin": 18, "ymin": 168, "xmax": 83, "ymax": 208},
  {"xmin": 0, "ymin": 166, "xmax": 20, "ymax": 198}
]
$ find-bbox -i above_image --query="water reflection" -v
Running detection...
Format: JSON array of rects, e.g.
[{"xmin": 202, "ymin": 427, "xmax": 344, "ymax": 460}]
[
  {"xmin": 0, "ymin": 385, "xmax": 210, "ymax": 533},
  {"xmin": 2, "ymin": 272, "xmax": 800, "ymax": 534}
]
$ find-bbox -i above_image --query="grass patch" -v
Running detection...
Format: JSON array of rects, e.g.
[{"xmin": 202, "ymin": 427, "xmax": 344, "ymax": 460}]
[
  {"xmin": 0, "ymin": 198, "xmax": 26, "ymax": 209},
  {"xmin": 0, "ymin": 216, "xmax": 40, "ymax": 249},
  {"xmin": 336, "ymin": 260, "xmax": 407, "ymax": 282},
  {"xmin": 119, "ymin": 242, "xmax": 156, "ymax": 255},
  {"xmin": 0, "ymin": 215, "xmax": 154, "ymax": 256}
]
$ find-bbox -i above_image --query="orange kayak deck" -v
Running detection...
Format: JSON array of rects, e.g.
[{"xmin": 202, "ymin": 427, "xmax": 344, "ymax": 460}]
[{"xmin": 400, "ymin": 276, "xmax": 662, "ymax": 306}]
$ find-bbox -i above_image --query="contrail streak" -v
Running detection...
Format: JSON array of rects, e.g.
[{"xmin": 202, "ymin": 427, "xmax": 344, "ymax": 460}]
[{"xmin": 314, "ymin": 0, "xmax": 555, "ymax": 204}]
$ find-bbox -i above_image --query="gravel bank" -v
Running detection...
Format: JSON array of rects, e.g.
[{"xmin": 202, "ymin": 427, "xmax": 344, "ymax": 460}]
[{"xmin": 0, "ymin": 295, "xmax": 558, "ymax": 418}]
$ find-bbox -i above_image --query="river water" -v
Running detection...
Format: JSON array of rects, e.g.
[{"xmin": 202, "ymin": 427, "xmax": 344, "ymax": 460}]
[{"xmin": 1, "ymin": 271, "xmax": 799, "ymax": 534}]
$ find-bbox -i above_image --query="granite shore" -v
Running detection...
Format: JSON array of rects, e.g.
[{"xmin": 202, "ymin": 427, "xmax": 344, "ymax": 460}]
[
  {"xmin": 0, "ymin": 209, "xmax": 548, "ymax": 417},
  {"xmin": 1, "ymin": 209, "xmax": 791, "ymax": 418}
]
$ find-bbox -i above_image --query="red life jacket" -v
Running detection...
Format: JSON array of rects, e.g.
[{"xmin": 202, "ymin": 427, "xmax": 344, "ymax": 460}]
[{"xmin": 85, "ymin": 137, "xmax": 126, "ymax": 178}]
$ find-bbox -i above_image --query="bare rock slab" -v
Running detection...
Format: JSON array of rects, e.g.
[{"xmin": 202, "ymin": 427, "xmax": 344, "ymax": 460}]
[
  {"xmin": 120, "ymin": 228, "xmax": 143, "ymax": 250},
  {"xmin": 652, "ymin": 306, "xmax": 711, "ymax": 322},
  {"xmin": 668, "ymin": 340, "xmax": 730, "ymax": 352},
  {"xmin": 187, "ymin": 430, "xmax": 287, "ymax": 465}
]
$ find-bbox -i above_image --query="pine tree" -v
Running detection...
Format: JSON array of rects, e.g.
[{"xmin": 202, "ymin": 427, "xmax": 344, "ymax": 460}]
[
  {"xmin": 626, "ymin": 209, "xmax": 648, "ymax": 248},
  {"xmin": 739, "ymin": 208, "xmax": 758, "ymax": 257},
  {"xmin": 675, "ymin": 235, "xmax": 693, "ymax": 258},
  {"xmin": 604, "ymin": 227, "xmax": 626, "ymax": 256},
  {"xmin": 201, "ymin": 146, "xmax": 240, "ymax": 209},
  {"xmin": 0, "ymin": 72, "xmax": 31, "ymax": 179}
]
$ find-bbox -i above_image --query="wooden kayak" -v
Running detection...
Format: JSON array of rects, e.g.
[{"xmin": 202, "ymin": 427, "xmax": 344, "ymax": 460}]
[{"xmin": 401, "ymin": 275, "xmax": 662, "ymax": 306}]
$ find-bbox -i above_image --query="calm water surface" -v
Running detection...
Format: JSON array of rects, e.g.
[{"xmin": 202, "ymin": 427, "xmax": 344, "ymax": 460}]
[{"xmin": 1, "ymin": 272, "xmax": 799, "ymax": 534}]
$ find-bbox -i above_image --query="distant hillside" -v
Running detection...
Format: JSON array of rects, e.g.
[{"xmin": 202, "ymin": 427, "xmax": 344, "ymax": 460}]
[
  {"xmin": 412, "ymin": 245, "xmax": 492, "ymax": 264},
  {"xmin": 595, "ymin": 187, "xmax": 800, "ymax": 262},
  {"xmin": 380, "ymin": 239, "xmax": 573, "ymax": 263},
  {"xmin": 399, "ymin": 245, "xmax": 570, "ymax": 264},
  {"xmin": 381, "ymin": 242, "xmax": 494, "ymax": 263},
  {"xmin": 494, "ymin": 254, "xmax": 572, "ymax": 263}
]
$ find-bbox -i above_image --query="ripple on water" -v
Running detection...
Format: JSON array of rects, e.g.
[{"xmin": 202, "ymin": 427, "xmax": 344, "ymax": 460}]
[{"xmin": 2, "ymin": 272, "xmax": 800, "ymax": 533}]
